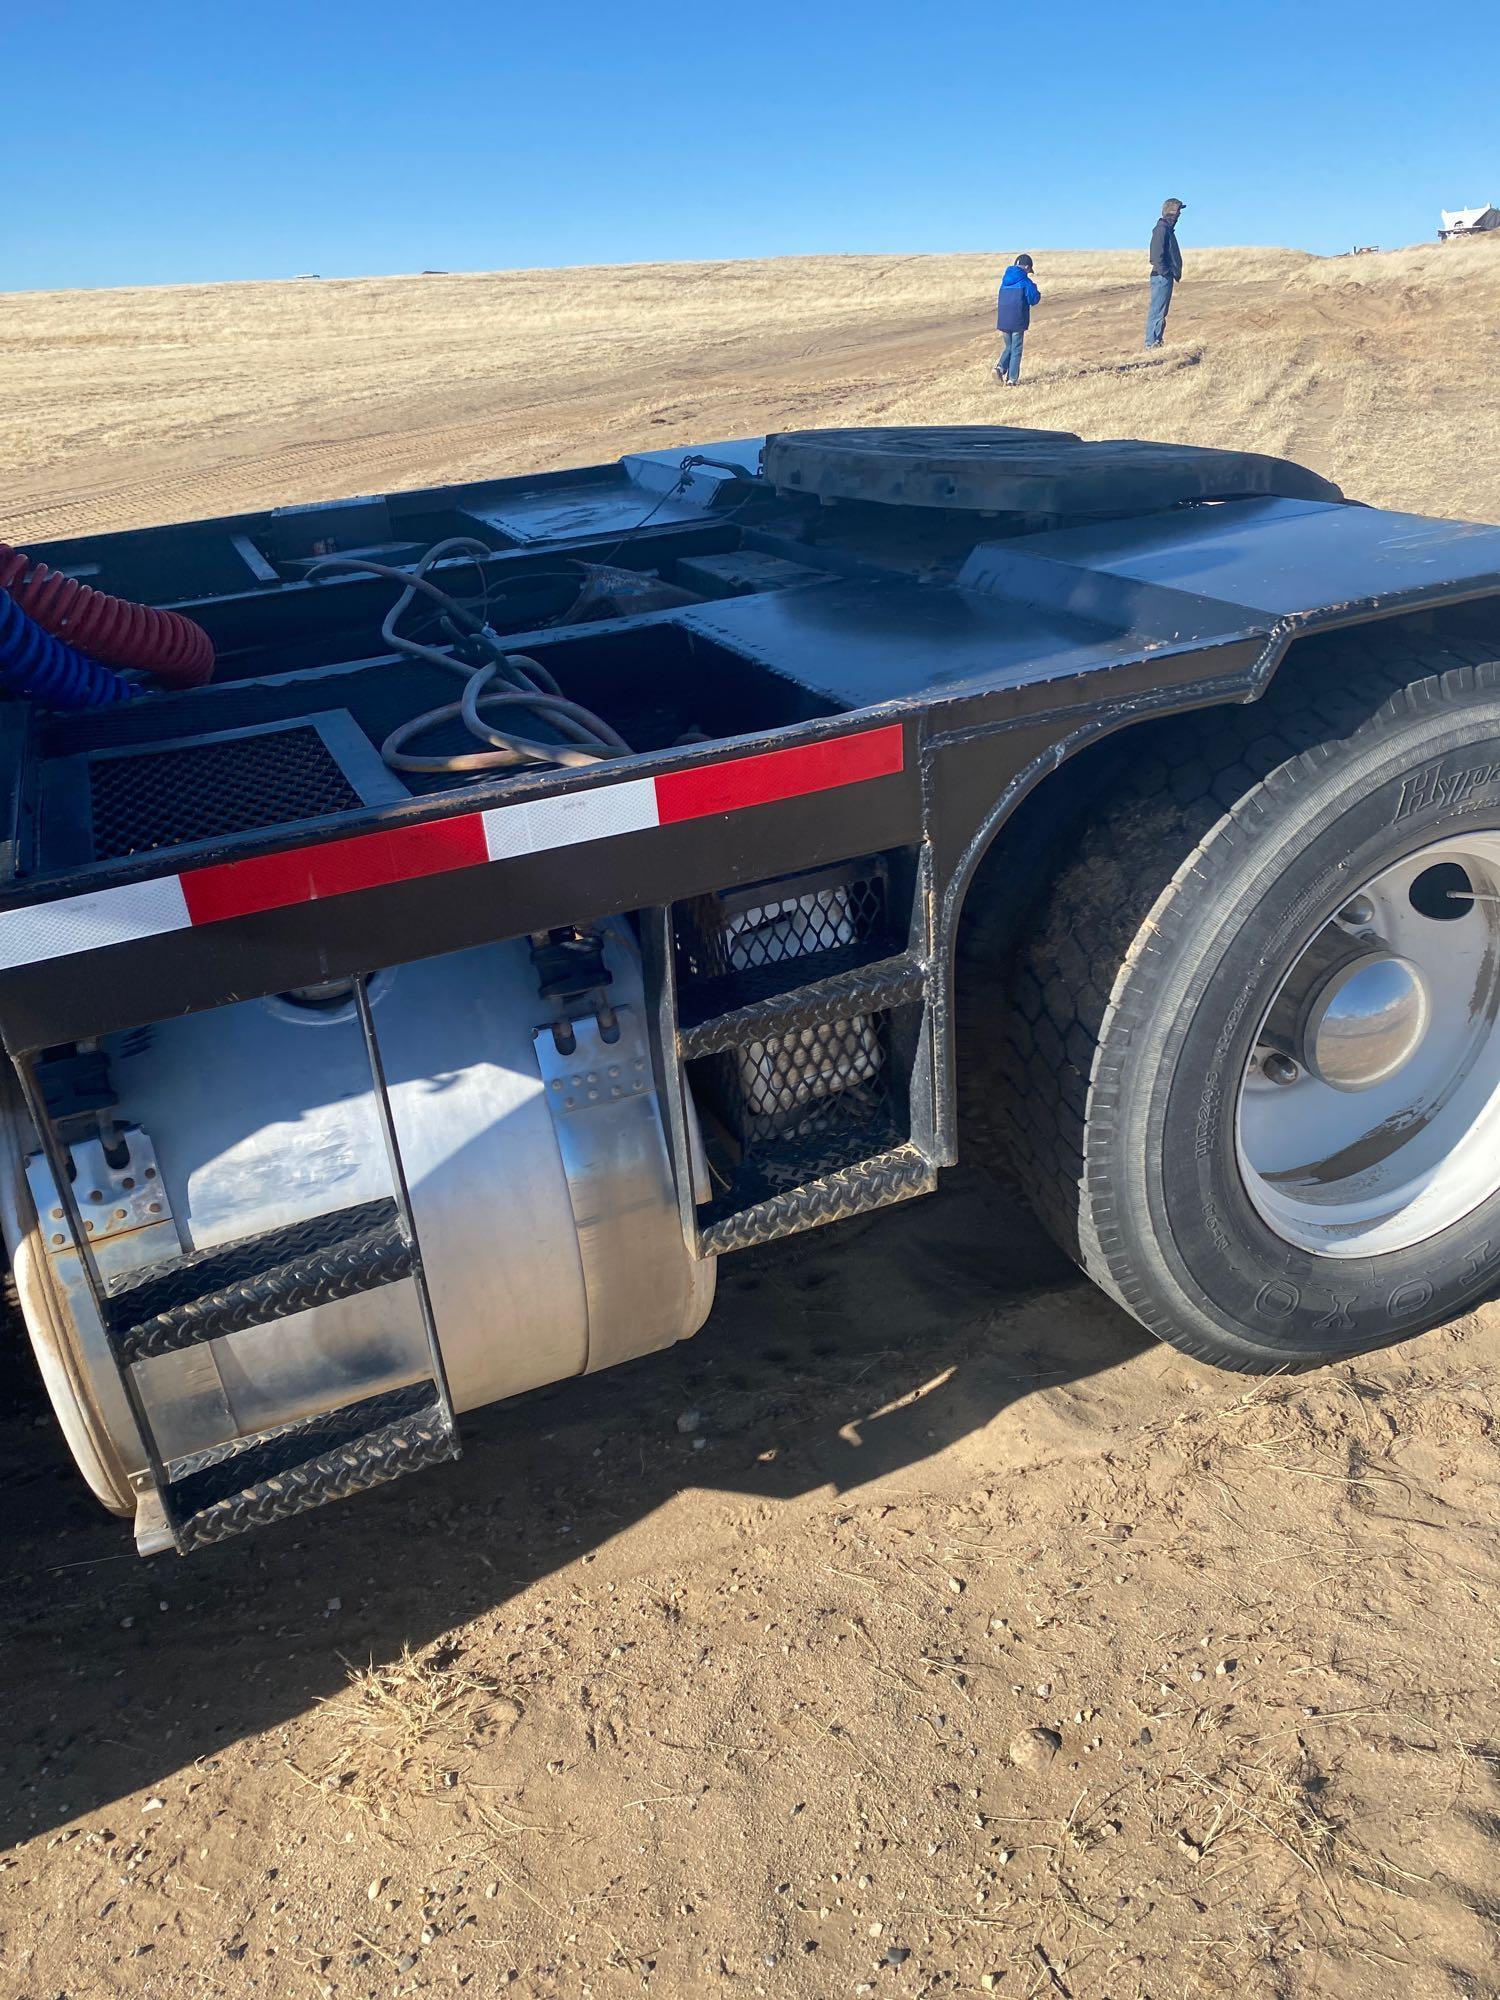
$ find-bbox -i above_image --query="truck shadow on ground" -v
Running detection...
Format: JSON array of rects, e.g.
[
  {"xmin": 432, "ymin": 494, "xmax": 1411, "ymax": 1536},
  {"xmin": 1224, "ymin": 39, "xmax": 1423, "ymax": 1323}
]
[{"xmin": 0, "ymin": 1166, "xmax": 1149, "ymax": 1848}]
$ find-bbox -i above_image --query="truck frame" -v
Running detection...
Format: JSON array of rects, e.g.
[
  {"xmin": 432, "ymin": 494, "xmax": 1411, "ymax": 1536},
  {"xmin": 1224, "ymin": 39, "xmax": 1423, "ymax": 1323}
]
[{"xmin": 4, "ymin": 424, "xmax": 1500, "ymax": 1554}]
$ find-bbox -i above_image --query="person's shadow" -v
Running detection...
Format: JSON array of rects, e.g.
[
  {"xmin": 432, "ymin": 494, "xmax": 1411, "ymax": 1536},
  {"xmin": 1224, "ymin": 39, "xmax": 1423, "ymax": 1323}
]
[{"xmin": 0, "ymin": 1165, "xmax": 1147, "ymax": 1848}]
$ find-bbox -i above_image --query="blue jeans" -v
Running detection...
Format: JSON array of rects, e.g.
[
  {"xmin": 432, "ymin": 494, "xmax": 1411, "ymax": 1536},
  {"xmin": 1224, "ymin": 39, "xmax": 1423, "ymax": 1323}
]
[
  {"xmin": 1145, "ymin": 273, "xmax": 1174, "ymax": 348},
  {"xmin": 996, "ymin": 329, "xmax": 1025, "ymax": 382}
]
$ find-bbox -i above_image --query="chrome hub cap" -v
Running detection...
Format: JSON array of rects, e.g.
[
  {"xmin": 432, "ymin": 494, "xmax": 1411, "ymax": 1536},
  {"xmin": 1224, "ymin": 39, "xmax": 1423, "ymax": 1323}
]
[
  {"xmin": 1304, "ymin": 953, "xmax": 1430, "ymax": 1091},
  {"xmin": 1236, "ymin": 833, "xmax": 1500, "ymax": 1255}
]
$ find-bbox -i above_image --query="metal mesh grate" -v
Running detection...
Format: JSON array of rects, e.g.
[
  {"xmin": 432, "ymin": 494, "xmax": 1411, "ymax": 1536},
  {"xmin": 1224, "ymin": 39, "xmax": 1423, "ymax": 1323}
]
[
  {"xmin": 88, "ymin": 727, "xmax": 363, "ymax": 860},
  {"xmin": 750, "ymin": 1089, "xmax": 904, "ymax": 1195},
  {"xmin": 679, "ymin": 862, "xmax": 889, "ymax": 985},
  {"xmin": 737, "ymin": 1012, "xmax": 884, "ymax": 1136},
  {"xmin": 698, "ymin": 1030, "xmax": 906, "ymax": 1220},
  {"xmin": 703, "ymin": 1006, "xmax": 897, "ymax": 1157}
]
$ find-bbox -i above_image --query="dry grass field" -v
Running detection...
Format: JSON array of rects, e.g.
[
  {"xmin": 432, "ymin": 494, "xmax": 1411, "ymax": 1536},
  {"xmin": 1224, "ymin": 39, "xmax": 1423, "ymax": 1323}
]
[
  {"xmin": 2, "ymin": 243, "xmax": 1500, "ymax": 2000},
  {"xmin": 4, "ymin": 237, "xmax": 1500, "ymax": 542}
]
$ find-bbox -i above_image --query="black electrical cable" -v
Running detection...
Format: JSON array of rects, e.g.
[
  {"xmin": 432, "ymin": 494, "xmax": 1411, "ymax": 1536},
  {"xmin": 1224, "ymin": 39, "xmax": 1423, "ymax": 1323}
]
[
  {"xmin": 581, "ymin": 450, "xmax": 762, "ymax": 574},
  {"xmin": 311, "ymin": 538, "xmax": 628, "ymax": 776}
]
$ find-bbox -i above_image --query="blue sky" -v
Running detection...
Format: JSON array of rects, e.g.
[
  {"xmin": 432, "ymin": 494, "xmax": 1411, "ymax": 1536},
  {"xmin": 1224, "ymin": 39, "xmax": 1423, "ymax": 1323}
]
[{"xmin": 4, "ymin": 0, "xmax": 1494, "ymax": 291}]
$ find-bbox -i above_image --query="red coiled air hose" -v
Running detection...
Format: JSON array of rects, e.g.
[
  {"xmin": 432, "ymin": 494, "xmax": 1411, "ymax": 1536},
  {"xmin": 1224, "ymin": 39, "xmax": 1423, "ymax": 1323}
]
[{"xmin": 0, "ymin": 543, "xmax": 215, "ymax": 689}]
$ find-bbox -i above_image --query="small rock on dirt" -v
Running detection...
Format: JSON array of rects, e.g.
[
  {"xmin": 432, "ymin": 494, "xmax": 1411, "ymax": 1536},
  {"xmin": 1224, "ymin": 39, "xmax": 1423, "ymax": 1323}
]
[
  {"xmin": 676, "ymin": 1409, "xmax": 702, "ymax": 1434},
  {"xmin": 1008, "ymin": 1726, "xmax": 1062, "ymax": 1772}
]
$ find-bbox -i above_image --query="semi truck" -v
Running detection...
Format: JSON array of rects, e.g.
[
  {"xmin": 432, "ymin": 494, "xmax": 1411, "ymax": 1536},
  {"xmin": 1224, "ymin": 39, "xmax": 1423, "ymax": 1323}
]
[{"xmin": 2, "ymin": 423, "xmax": 1498, "ymax": 1556}]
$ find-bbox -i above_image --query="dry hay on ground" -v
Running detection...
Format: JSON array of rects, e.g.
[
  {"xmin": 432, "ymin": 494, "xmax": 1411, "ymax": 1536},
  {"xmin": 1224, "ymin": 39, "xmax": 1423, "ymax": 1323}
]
[{"xmin": 3, "ymin": 238, "xmax": 1498, "ymax": 541}]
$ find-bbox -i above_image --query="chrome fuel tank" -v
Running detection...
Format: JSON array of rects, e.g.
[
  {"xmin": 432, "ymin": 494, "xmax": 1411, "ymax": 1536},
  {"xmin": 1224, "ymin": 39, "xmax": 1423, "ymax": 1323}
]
[{"xmin": 5, "ymin": 926, "xmax": 713, "ymax": 1515}]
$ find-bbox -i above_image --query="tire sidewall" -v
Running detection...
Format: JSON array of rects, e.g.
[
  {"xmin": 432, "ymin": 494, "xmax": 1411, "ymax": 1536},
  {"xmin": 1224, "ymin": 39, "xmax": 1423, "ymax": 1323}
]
[{"xmin": 1096, "ymin": 681, "xmax": 1500, "ymax": 1361}]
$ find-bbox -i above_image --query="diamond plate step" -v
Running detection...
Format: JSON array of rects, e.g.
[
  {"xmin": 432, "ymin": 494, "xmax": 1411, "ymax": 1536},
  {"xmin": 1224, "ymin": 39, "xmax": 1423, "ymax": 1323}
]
[
  {"xmin": 164, "ymin": 1381, "xmax": 458, "ymax": 1552},
  {"xmin": 678, "ymin": 952, "xmax": 926, "ymax": 1060},
  {"xmin": 104, "ymin": 1198, "xmax": 412, "ymax": 1363},
  {"xmin": 697, "ymin": 1141, "xmax": 936, "ymax": 1255}
]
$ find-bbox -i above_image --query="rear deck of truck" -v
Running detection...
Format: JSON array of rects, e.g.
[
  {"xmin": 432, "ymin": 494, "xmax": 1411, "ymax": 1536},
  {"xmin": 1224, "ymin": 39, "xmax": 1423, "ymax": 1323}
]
[{"xmin": 7, "ymin": 426, "xmax": 1500, "ymax": 1552}]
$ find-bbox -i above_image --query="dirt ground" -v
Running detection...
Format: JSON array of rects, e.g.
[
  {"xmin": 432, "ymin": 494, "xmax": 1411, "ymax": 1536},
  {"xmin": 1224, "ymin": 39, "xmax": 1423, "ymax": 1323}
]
[
  {"xmin": 3, "ymin": 244, "xmax": 1500, "ymax": 1999},
  {"xmin": 5, "ymin": 1182, "xmax": 1499, "ymax": 2000}
]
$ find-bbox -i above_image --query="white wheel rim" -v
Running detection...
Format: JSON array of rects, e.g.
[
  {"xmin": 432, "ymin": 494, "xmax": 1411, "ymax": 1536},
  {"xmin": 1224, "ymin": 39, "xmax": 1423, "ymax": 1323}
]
[{"xmin": 1236, "ymin": 831, "xmax": 1500, "ymax": 1256}]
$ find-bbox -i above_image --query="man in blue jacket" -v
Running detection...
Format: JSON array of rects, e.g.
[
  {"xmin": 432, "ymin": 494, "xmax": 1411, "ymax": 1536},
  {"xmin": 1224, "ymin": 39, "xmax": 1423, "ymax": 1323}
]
[
  {"xmin": 995, "ymin": 255, "xmax": 1040, "ymax": 385},
  {"xmin": 1145, "ymin": 199, "xmax": 1185, "ymax": 348}
]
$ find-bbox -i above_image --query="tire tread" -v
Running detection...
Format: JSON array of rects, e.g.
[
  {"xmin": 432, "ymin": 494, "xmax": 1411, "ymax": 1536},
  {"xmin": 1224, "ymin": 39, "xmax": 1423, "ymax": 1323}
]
[{"xmin": 961, "ymin": 633, "xmax": 1500, "ymax": 1369}]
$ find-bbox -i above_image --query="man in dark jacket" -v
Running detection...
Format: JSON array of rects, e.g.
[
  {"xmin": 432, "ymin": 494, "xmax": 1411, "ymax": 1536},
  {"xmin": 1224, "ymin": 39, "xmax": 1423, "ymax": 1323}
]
[
  {"xmin": 1145, "ymin": 199, "xmax": 1185, "ymax": 348},
  {"xmin": 995, "ymin": 254, "xmax": 1041, "ymax": 385}
]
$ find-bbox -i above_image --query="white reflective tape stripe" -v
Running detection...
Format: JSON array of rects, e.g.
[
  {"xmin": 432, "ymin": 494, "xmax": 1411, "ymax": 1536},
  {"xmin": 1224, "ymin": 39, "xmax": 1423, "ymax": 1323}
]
[
  {"xmin": 480, "ymin": 776, "xmax": 659, "ymax": 861},
  {"xmin": 0, "ymin": 875, "xmax": 193, "ymax": 971},
  {"xmin": 0, "ymin": 776, "xmax": 675, "ymax": 972}
]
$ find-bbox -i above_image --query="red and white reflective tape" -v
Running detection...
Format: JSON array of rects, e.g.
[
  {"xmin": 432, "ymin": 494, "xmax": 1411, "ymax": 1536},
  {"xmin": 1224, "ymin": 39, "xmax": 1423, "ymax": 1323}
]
[{"xmin": 0, "ymin": 724, "xmax": 904, "ymax": 971}]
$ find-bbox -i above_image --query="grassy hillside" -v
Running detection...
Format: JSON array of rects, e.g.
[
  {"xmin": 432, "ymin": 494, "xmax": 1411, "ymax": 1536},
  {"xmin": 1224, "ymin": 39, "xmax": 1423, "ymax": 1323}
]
[{"xmin": 2, "ymin": 237, "xmax": 1496, "ymax": 540}]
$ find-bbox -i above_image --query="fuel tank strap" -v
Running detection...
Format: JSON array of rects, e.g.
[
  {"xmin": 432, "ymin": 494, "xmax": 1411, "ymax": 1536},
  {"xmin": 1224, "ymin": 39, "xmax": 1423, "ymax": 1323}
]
[{"xmin": 534, "ymin": 1004, "xmax": 707, "ymax": 1376}]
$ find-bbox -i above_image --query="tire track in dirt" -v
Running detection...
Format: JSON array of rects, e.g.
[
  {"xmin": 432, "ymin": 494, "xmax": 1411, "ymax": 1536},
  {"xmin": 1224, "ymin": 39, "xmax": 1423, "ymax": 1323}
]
[{"xmin": 2, "ymin": 312, "xmax": 974, "ymax": 541}]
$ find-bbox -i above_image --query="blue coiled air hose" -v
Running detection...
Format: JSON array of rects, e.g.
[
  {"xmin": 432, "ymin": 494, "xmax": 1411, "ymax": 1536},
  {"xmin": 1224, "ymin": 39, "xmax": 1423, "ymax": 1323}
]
[{"xmin": 0, "ymin": 586, "xmax": 134, "ymax": 707}]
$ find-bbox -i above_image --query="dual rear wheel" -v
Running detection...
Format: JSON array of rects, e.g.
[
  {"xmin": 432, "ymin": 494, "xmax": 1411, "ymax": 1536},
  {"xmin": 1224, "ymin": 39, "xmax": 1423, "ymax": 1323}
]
[{"xmin": 969, "ymin": 633, "xmax": 1500, "ymax": 1368}]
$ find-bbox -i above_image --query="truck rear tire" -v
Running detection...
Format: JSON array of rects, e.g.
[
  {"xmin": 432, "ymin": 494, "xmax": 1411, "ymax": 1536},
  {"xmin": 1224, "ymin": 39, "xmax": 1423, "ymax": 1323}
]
[{"xmin": 966, "ymin": 631, "xmax": 1500, "ymax": 1369}]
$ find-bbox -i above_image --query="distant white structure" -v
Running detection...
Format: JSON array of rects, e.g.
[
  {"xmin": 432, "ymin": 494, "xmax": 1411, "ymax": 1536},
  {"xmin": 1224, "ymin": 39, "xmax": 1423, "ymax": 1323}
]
[{"xmin": 1440, "ymin": 205, "xmax": 1500, "ymax": 241}]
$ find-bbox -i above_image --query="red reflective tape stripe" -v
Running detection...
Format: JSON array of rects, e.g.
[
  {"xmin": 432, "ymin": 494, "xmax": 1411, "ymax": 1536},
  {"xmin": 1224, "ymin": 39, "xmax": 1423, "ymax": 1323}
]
[
  {"xmin": 179, "ymin": 814, "xmax": 488, "ymax": 925},
  {"xmin": 168, "ymin": 726, "xmax": 903, "ymax": 932},
  {"xmin": 652, "ymin": 724, "xmax": 905, "ymax": 825}
]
